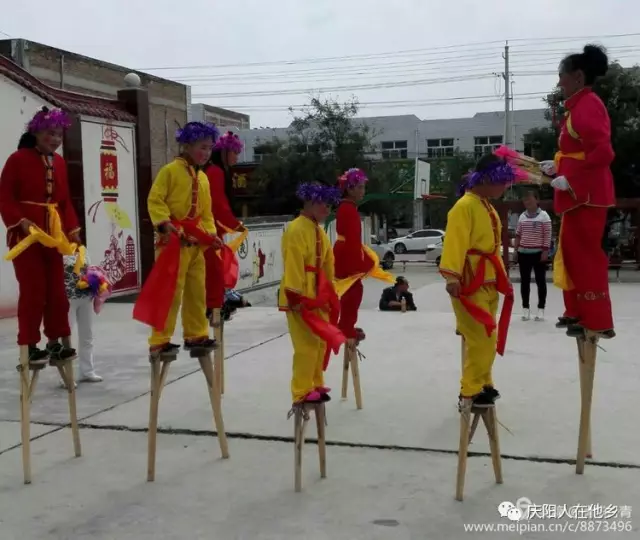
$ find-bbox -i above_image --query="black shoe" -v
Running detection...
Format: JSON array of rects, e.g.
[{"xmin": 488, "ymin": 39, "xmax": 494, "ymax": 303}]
[
  {"xmin": 566, "ymin": 324, "xmax": 616, "ymax": 340},
  {"xmin": 320, "ymin": 393, "xmax": 332, "ymax": 403},
  {"xmin": 46, "ymin": 342, "xmax": 76, "ymax": 363},
  {"xmin": 183, "ymin": 339, "xmax": 215, "ymax": 350},
  {"xmin": 149, "ymin": 342, "xmax": 181, "ymax": 359},
  {"xmin": 482, "ymin": 385, "xmax": 501, "ymax": 402},
  {"xmin": 458, "ymin": 391, "xmax": 495, "ymax": 412},
  {"xmin": 28, "ymin": 345, "xmax": 49, "ymax": 366},
  {"xmin": 205, "ymin": 308, "xmax": 213, "ymax": 320},
  {"xmin": 556, "ymin": 316, "xmax": 579, "ymax": 328}
]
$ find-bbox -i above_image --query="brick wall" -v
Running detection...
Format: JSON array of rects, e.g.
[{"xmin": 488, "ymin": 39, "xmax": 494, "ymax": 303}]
[{"xmin": 25, "ymin": 42, "xmax": 187, "ymax": 178}]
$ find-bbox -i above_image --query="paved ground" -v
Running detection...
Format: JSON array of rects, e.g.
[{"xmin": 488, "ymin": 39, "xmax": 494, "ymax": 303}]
[{"xmin": 0, "ymin": 270, "xmax": 638, "ymax": 539}]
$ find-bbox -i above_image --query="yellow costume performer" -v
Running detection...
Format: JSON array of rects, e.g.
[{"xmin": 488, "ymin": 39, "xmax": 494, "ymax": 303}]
[
  {"xmin": 146, "ymin": 156, "xmax": 217, "ymax": 350},
  {"xmin": 440, "ymin": 155, "xmax": 514, "ymax": 406},
  {"xmin": 278, "ymin": 183, "xmax": 345, "ymax": 404}
]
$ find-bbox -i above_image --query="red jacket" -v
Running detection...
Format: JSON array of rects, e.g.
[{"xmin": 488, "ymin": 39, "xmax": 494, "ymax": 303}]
[
  {"xmin": 333, "ymin": 200, "xmax": 374, "ymax": 279},
  {"xmin": 205, "ymin": 164, "xmax": 240, "ymax": 236},
  {"xmin": 0, "ymin": 148, "xmax": 80, "ymax": 245},
  {"xmin": 554, "ymin": 88, "xmax": 615, "ymax": 214}
]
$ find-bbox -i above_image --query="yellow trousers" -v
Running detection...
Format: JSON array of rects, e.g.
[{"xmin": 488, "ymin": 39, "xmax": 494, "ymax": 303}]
[
  {"xmin": 286, "ymin": 311, "xmax": 327, "ymax": 402},
  {"xmin": 452, "ymin": 285, "xmax": 498, "ymax": 397},
  {"xmin": 149, "ymin": 245, "xmax": 209, "ymax": 346}
]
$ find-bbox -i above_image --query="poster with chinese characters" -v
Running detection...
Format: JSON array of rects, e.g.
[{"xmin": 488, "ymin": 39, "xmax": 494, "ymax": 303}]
[{"xmin": 81, "ymin": 119, "xmax": 140, "ymax": 295}]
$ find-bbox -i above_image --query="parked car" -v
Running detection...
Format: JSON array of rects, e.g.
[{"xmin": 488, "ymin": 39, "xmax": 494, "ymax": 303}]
[
  {"xmin": 425, "ymin": 238, "xmax": 517, "ymax": 266},
  {"xmin": 389, "ymin": 229, "xmax": 445, "ymax": 254},
  {"xmin": 370, "ymin": 235, "xmax": 395, "ymax": 270}
]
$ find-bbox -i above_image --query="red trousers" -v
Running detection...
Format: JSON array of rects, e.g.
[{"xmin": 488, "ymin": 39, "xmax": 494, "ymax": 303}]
[
  {"xmin": 12, "ymin": 244, "xmax": 70, "ymax": 345},
  {"xmin": 338, "ymin": 279, "xmax": 363, "ymax": 339},
  {"xmin": 205, "ymin": 243, "xmax": 224, "ymax": 310},
  {"xmin": 560, "ymin": 206, "xmax": 613, "ymax": 331}
]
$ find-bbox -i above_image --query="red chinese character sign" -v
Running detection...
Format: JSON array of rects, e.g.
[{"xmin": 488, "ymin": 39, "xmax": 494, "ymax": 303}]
[{"xmin": 81, "ymin": 121, "xmax": 140, "ymax": 294}]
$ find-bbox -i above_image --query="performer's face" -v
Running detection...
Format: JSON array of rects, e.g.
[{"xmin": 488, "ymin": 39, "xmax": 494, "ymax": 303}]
[
  {"xmin": 35, "ymin": 128, "xmax": 63, "ymax": 154},
  {"xmin": 307, "ymin": 202, "xmax": 331, "ymax": 223},
  {"xmin": 186, "ymin": 138, "xmax": 214, "ymax": 166},
  {"xmin": 558, "ymin": 65, "xmax": 584, "ymax": 99},
  {"xmin": 225, "ymin": 150, "xmax": 239, "ymax": 167},
  {"xmin": 348, "ymin": 183, "xmax": 366, "ymax": 202}
]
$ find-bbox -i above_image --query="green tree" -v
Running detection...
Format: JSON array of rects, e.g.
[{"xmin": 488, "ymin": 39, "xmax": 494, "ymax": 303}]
[{"xmin": 525, "ymin": 62, "xmax": 640, "ymax": 197}]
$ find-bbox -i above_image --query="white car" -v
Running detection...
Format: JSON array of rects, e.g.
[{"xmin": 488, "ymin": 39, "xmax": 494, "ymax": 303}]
[
  {"xmin": 426, "ymin": 239, "xmax": 517, "ymax": 266},
  {"xmin": 389, "ymin": 229, "xmax": 445, "ymax": 254},
  {"xmin": 370, "ymin": 236, "xmax": 395, "ymax": 270}
]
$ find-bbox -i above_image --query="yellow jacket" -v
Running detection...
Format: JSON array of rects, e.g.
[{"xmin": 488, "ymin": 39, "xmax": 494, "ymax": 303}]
[
  {"xmin": 147, "ymin": 158, "xmax": 216, "ymax": 235},
  {"xmin": 440, "ymin": 192, "xmax": 505, "ymax": 285},
  {"xmin": 278, "ymin": 215, "xmax": 334, "ymax": 309}
]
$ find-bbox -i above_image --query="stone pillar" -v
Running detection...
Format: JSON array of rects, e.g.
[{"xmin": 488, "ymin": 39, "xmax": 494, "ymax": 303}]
[{"xmin": 117, "ymin": 86, "xmax": 154, "ymax": 283}]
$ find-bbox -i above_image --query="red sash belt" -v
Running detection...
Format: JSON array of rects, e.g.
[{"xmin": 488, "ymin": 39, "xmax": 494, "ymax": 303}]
[
  {"xmin": 133, "ymin": 218, "xmax": 218, "ymax": 331},
  {"xmin": 286, "ymin": 264, "xmax": 345, "ymax": 370},
  {"xmin": 458, "ymin": 249, "xmax": 514, "ymax": 356}
]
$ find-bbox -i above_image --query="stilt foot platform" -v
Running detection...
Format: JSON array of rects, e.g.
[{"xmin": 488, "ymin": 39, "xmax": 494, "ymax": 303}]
[
  {"xmin": 289, "ymin": 402, "xmax": 327, "ymax": 492},
  {"xmin": 18, "ymin": 338, "xmax": 81, "ymax": 485}
]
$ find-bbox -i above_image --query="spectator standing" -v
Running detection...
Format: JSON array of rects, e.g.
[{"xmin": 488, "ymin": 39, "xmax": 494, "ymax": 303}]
[{"xmin": 515, "ymin": 191, "xmax": 552, "ymax": 321}]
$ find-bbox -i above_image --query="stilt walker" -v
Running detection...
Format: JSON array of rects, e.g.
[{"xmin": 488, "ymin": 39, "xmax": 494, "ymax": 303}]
[
  {"xmin": 0, "ymin": 107, "xmax": 84, "ymax": 483},
  {"xmin": 279, "ymin": 183, "xmax": 345, "ymax": 491},
  {"xmin": 204, "ymin": 132, "xmax": 248, "ymax": 395},
  {"xmin": 539, "ymin": 44, "xmax": 615, "ymax": 473},
  {"xmin": 333, "ymin": 168, "xmax": 394, "ymax": 409},
  {"xmin": 440, "ymin": 154, "xmax": 520, "ymax": 501},
  {"xmin": 133, "ymin": 122, "xmax": 229, "ymax": 481}
]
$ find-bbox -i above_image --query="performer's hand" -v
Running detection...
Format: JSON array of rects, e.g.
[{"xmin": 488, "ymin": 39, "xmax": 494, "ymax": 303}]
[
  {"xmin": 20, "ymin": 219, "xmax": 35, "ymax": 235},
  {"xmin": 540, "ymin": 160, "xmax": 556, "ymax": 177},
  {"xmin": 236, "ymin": 224, "xmax": 247, "ymax": 233},
  {"xmin": 210, "ymin": 235, "xmax": 223, "ymax": 249},
  {"xmin": 540, "ymin": 250, "xmax": 549, "ymax": 262},
  {"xmin": 68, "ymin": 230, "xmax": 82, "ymax": 245},
  {"xmin": 158, "ymin": 222, "xmax": 179, "ymax": 240},
  {"xmin": 446, "ymin": 281, "xmax": 461, "ymax": 298},
  {"xmin": 551, "ymin": 175, "xmax": 570, "ymax": 191}
]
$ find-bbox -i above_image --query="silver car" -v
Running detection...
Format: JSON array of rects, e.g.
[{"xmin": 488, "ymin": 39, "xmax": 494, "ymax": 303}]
[{"xmin": 370, "ymin": 236, "xmax": 395, "ymax": 270}]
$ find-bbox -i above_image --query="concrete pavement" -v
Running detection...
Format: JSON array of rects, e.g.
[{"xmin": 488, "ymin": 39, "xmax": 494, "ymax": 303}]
[{"xmin": 0, "ymin": 272, "xmax": 638, "ymax": 539}]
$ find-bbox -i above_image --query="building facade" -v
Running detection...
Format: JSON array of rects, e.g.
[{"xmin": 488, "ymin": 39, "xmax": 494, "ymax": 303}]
[
  {"xmin": 0, "ymin": 38, "xmax": 189, "ymax": 178},
  {"xmin": 191, "ymin": 103, "xmax": 250, "ymax": 130},
  {"xmin": 228, "ymin": 109, "xmax": 549, "ymax": 163}
]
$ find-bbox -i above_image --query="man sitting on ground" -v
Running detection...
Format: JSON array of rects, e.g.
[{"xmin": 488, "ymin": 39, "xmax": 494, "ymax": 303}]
[{"xmin": 379, "ymin": 276, "xmax": 417, "ymax": 311}]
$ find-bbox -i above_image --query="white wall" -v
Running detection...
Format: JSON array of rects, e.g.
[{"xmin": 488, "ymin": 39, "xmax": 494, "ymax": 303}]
[
  {"xmin": 80, "ymin": 118, "xmax": 141, "ymax": 296},
  {"xmin": 0, "ymin": 75, "xmax": 57, "ymax": 317}
]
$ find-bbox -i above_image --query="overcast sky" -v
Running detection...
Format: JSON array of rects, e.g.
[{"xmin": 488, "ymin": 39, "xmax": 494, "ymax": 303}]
[{"xmin": 3, "ymin": 0, "xmax": 640, "ymax": 128}]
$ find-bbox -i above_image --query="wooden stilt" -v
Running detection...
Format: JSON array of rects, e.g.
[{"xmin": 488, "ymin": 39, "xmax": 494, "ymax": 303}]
[
  {"xmin": 60, "ymin": 337, "xmax": 81, "ymax": 457},
  {"xmin": 455, "ymin": 335, "xmax": 502, "ymax": 501},
  {"xmin": 198, "ymin": 351, "xmax": 229, "ymax": 458},
  {"xmin": 147, "ymin": 352, "xmax": 177, "ymax": 482},
  {"xmin": 348, "ymin": 340, "xmax": 363, "ymax": 410},
  {"xmin": 211, "ymin": 309, "xmax": 225, "ymax": 395},
  {"xmin": 340, "ymin": 345, "xmax": 349, "ymax": 400},
  {"xmin": 292, "ymin": 402, "xmax": 326, "ymax": 492},
  {"xmin": 576, "ymin": 332, "xmax": 598, "ymax": 475},
  {"xmin": 576, "ymin": 337, "xmax": 593, "ymax": 459}
]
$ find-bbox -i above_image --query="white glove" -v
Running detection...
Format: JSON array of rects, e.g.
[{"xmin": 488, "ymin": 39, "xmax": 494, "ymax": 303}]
[
  {"xmin": 540, "ymin": 160, "xmax": 556, "ymax": 176},
  {"xmin": 551, "ymin": 175, "xmax": 570, "ymax": 191}
]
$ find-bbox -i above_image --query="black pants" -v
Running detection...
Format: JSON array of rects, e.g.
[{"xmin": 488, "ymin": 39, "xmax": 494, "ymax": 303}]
[{"xmin": 517, "ymin": 252, "xmax": 547, "ymax": 309}]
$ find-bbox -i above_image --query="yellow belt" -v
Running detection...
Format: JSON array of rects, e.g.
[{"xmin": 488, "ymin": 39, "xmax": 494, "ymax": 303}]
[
  {"xmin": 5, "ymin": 202, "xmax": 85, "ymax": 273},
  {"xmin": 333, "ymin": 235, "xmax": 394, "ymax": 298},
  {"xmin": 554, "ymin": 151, "xmax": 586, "ymax": 169}
]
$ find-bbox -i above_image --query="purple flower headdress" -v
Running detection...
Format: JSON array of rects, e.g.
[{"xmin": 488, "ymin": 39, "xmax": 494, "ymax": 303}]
[
  {"xmin": 338, "ymin": 168, "xmax": 368, "ymax": 190},
  {"xmin": 214, "ymin": 131, "xmax": 244, "ymax": 153},
  {"xmin": 457, "ymin": 159, "xmax": 517, "ymax": 197},
  {"xmin": 296, "ymin": 183, "xmax": 342, "ymax": 205},
  {"xmin": 175, "ymin": 122, "xmax": 220, "ymax": 145},
  {"xmin": 27, "ymin": 107, "xmax": 72, "ymax": 133}
]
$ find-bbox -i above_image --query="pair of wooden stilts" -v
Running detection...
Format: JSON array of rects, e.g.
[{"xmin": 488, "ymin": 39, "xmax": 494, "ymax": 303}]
[
  {"xmin": 18, "ymin": 338, "xmax": 81, "ymax": 484},
  {"xmin": 455, "ymin": 331, "xmax": 600, "ymax": 500},
  {"xmin": 147, "ymin": 308, "xmax": 229, "ymax": 482}
]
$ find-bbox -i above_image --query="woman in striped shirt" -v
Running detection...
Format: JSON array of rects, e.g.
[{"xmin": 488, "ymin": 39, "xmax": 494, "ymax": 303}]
[{"xmin": 515, "ymin": 191, "xmax": 552, "ymax": 321}]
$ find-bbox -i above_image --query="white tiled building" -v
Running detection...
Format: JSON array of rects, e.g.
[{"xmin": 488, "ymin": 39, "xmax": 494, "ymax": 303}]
[{"xmin": 227, "ymin": 109, "xmax": 548, "ymax": 163}]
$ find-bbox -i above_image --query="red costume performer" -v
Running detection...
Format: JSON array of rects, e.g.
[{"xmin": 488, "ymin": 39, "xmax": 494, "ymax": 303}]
[
  {"xmin": 549, "ymin": 45, "xmax": 615, "ymax": 337},
  {"xmin": 0, "ymin": 107, "xmax": 81, "ymax": 361},
  {"xmin": 334, "ymin": 168, "xmax": 393, "ymax": 341},
  {"xmin": 204, "ymin": 132, "xmax": 246, "ymax": 314}
]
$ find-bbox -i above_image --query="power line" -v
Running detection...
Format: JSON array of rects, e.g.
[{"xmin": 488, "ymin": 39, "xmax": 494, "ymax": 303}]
[{"xmin": 138, "ymin": 33, "xmax": 640, "ymax": 72}]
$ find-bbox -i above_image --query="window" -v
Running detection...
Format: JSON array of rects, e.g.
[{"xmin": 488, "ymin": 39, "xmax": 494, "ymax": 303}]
[
  {"xmin": 426, "ymin": 138, "xmax": 455, "ymax": 158},
  {"xmin": 381, "ymin": 140, "xmax": 408, "ymax": 159},
  {"xmin": 474, "ymin": 135, "xmax": 503, "ymax": 158},
  {"xmin": 253, "ymin": 146, "xmax": 272, "ymax": 163}
]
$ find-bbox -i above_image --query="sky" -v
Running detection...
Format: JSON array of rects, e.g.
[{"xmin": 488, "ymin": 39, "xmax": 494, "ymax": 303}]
[{"xmin": 3, "ymin": 0, "xmax": 640, "ymax": 128}]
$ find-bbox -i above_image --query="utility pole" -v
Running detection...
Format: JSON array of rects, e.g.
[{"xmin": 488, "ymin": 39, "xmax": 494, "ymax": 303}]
[{"xmin": 502, "ymin": 42, "xmax": 511, "ymax": 147}]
